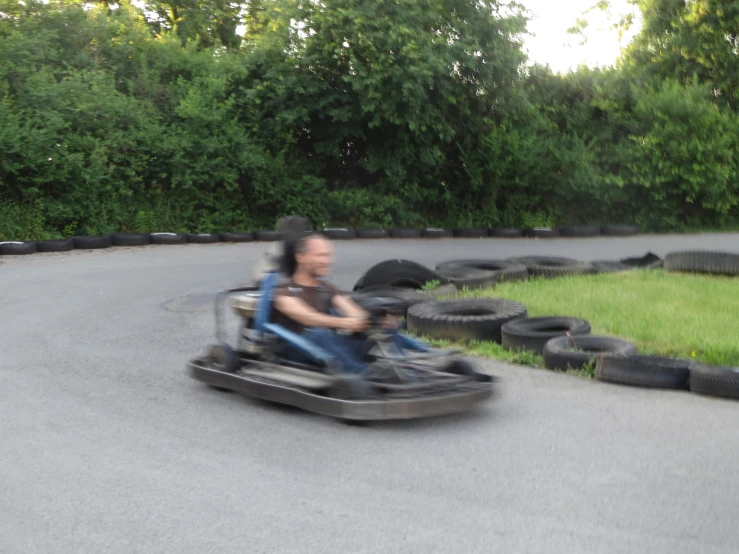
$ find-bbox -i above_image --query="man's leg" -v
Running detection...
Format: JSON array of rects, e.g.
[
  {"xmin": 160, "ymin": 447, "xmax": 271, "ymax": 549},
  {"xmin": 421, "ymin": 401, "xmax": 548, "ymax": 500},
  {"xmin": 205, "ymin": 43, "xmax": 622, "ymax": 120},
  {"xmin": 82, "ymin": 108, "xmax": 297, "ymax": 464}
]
[
  {"xmin": 392, "ymin": 330, "xmax": 431, "ymax": 352},
  {"xmin": 302, "ymin": 328, "xmax": 368, "ymax": 374}
]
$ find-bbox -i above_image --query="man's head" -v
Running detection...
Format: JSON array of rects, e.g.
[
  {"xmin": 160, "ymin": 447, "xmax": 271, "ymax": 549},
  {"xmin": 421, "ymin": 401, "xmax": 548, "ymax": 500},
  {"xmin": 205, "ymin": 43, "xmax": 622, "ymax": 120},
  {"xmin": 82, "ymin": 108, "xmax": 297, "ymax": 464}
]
[{"xmin": 293, "ymin": 233, "xmax": 334, "ymax": 278}]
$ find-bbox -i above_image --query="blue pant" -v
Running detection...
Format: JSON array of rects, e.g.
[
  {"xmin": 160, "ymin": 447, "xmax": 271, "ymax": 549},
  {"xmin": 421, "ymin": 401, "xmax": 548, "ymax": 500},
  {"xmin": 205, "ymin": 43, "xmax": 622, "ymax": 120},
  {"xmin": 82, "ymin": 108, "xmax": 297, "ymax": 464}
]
[{"xmin": 300, "ymin": 328, "xmax": 431, "ymax": 374}]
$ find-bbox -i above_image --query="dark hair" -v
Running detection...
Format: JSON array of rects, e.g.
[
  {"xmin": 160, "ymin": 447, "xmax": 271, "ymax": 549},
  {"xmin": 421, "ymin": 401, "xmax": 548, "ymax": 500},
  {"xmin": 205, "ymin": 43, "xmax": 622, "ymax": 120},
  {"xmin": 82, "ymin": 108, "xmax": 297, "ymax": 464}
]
[{"xmin": 294, "ymin": 232, "xmax": 326, "ymax": 255}]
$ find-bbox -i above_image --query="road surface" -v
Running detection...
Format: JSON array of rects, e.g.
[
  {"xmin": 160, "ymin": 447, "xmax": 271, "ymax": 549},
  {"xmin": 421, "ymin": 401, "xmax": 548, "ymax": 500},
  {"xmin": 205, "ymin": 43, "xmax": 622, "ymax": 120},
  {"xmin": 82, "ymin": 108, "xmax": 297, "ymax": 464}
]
[{"xmin": 2, "ymin": 233, "xmax": 738, "ymax": 553}]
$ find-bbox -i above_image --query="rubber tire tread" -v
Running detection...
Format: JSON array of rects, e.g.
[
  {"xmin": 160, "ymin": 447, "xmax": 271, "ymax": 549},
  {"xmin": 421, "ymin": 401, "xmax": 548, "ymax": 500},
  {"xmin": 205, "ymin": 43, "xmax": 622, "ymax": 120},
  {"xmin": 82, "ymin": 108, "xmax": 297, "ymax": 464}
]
[
  {"xmin": 501, "ymin": 316, "xmax": 592, "ymax": 354},
  {"xmin": 353, "ymin": 259, "xmax": 448, "ymax": 291},
  {"xmin": 186, "ymin": 233, "xmax": 220, "ymax": 244},
  {"xmin": 559, "ymin": 226, "xmax": 601, "ymax": 237},
  {"xmin": 595, "ymin": 354, "xmax": 691, "ymax": 389},
  {"xmin": 253, "ymin": 230, "xmax": 284, "ymax": 242},
  {"xmin": 543, "ymin": 335, "xmax": 637, "ymax": 371},
  {"xmin": 356, "ymin": 229, "xmax": 388, "ymax": 239},
  {"xmin": 453, "ymin": 228, "xmax": 488, "ymax": 238},
  {"xmin": 150, "ymin": 233, "xmax": 186, "ymax": 245},
  {"xmin": 689, "ymin": 364, "xmax": 739, "ymax": 400},
  {"xmin": 601, "ymin": 224, "xmax": 639, "ymax": 236},
  {"xmin": 0, "ymin": 241, "xmax": 37, "ymax": 255},
  {"xmin": 435, "ymin": 267, "xmax": 498, "ymax": 290},
  {"xmin": 388, "ymin": 228, "xmax": 421, "ymax": 239},
  {"xmin": 664, "ymin": 250, "xmax": 739, "ymax": 276},
  {"xmin": 111, "ymin": 232, "xmax": 150, "ymax": 246},
  {"xmin": 435, "ymin": 259, "xmax": 528, "ymax": 282},
  {"xmin": 407, "ymin": 298, "xmax": 528, "ymax": 343},
  {"xmin": 523, "ymin": 228, "xmax": 560, "ymax": 238},
  {"xmin": 421, "ymin": 228, "xmax": 453, "ymax": 238},
  {"xmin": 591, "ymin": 260, "xmax": 632, "ymax": 273},
  {"xmin": 220, "ymin": 232, "xmax": 254, "ymax": 242},
  {"xmin": 620, "ymin": 252, "xmax": 663, "ymax": 268},
  {"xmin": 508, "ymin": 256, "xmax": 593, "ymax": 278},
  {"xmin": 489, "ymin": 228, "xmax": 523, "ymax": 238},
  {"xmin": 72, "ymin": 235, "xmax": 112, "ymax": 249},
  {"xmin": 323, "ymin": 228, "xmax": 357, "ymax": 240},
  {"xmin": 36, "ymin": 239, "xmax": 75, "ymax": 253}
]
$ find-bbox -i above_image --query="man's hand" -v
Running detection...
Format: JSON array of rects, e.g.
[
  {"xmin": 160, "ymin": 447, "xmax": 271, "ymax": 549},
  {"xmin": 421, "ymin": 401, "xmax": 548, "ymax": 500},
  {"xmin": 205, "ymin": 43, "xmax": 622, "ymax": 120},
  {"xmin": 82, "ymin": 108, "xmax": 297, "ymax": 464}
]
[
  {"xmin": 382, "ymin": 315, "xmax": 402, "ymax": 329},
  {"xmin": 339, "ymin": 317, "xmax": 371, "ymax": 333}
]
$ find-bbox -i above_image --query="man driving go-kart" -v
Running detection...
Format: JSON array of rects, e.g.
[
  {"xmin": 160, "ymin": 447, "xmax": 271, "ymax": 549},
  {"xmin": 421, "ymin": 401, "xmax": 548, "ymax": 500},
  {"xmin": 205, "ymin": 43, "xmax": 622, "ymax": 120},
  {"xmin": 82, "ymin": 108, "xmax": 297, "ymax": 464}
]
[
  {"xmin": 186, "ymin": 215, "xmax": 495, "ymax": 420},
  {"xmin": 271, "ymin": 233, "xmax": 405, "ymax": 375}
]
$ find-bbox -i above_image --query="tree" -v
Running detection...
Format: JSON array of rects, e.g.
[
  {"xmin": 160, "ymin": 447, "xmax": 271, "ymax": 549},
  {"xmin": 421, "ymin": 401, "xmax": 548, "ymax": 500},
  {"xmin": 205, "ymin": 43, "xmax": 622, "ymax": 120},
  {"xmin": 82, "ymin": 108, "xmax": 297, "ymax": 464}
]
[{"xmin": 624, "ymin": 0, "xmax": 739, "ymax": 108}]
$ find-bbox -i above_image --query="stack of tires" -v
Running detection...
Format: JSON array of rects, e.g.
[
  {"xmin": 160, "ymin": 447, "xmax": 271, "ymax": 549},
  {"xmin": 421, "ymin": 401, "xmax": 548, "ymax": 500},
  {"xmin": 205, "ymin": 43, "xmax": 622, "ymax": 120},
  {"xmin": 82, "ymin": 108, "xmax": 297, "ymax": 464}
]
[
  {"xmin": 0, "ymin": 222, "xmax": 644, "ymax": 258},
  {"xmin": 351, "ymin": 251, "xmax": 739, "ymax": 404}
]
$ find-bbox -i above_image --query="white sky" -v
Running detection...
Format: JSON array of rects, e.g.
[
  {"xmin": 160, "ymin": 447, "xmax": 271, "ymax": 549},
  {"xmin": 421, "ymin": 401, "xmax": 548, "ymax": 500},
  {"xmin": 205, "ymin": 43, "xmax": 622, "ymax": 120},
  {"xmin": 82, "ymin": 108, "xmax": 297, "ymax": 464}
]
[{"xmin": 520, "ymin": 0, "xmax": 641, "ymax": 73}]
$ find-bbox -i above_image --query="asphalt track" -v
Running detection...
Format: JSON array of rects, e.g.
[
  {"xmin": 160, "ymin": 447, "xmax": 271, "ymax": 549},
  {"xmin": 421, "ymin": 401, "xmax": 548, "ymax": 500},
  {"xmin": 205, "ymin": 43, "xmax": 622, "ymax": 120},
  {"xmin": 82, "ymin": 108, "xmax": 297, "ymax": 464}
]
[{"xmin": 2, "ymin": 233, "xmax": 738, "ymax": 554}]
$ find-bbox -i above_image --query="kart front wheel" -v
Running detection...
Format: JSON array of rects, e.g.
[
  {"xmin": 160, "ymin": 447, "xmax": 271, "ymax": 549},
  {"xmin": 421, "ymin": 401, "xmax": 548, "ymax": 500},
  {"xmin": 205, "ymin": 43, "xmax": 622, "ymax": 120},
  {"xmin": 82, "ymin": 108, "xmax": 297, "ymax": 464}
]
[{"xmin": 207, "ymin": 344, "xmax": 240, "ymax": 392}]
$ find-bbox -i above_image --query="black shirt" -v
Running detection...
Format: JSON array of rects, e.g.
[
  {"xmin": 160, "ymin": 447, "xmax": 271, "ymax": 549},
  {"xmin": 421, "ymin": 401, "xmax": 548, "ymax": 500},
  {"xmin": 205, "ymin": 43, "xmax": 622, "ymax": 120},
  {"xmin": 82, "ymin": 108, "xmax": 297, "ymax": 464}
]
[{"xmin": 271, "ymin": 278, "xmax": 341, "ymax": 334}]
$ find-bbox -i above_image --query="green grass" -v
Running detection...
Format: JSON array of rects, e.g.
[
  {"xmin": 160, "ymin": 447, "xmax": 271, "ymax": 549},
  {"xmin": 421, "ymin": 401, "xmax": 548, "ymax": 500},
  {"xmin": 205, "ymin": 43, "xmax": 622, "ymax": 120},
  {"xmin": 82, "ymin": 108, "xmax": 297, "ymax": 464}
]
[{"xmin": 427, "ymin": 269, "xmax": 739, "ymax": 370}]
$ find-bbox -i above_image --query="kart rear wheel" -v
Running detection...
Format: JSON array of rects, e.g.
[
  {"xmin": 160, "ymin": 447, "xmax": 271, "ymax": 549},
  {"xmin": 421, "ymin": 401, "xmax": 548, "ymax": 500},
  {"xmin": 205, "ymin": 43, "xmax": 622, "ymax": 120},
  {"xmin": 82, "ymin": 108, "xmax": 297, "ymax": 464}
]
[
  {"xmin": 207, "ymin": 344, "xmax": 240, "ymax": 392},
  {"xmin": 444, "ymin": 359, "xmax": 477, "ymax": 378}
]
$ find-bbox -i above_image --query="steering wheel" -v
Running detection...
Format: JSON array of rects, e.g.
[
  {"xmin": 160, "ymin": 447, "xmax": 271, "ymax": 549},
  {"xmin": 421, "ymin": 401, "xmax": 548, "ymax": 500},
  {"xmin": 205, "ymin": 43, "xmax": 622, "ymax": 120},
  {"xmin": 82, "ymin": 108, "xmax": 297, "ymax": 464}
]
[{"xmin": 337, "ymin": 296, "xmax": 405, "ymax": 338}]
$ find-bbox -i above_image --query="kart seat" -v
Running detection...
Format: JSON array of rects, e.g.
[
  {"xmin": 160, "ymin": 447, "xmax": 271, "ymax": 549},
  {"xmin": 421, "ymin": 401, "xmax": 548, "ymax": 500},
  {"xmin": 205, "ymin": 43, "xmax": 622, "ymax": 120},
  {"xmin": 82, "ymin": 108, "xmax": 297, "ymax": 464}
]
[{"xmin": 253, "ymin": 271, "xmax": 336, "ymax": 368}]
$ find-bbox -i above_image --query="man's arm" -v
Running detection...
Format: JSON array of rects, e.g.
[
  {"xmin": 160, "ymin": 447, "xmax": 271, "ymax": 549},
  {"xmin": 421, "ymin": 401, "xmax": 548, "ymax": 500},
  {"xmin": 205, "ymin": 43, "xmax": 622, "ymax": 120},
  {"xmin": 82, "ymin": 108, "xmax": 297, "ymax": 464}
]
[
  {"xmin": 331, "ymin": 293, "xmax": 401, "ymax": 330},
  {"xmin": 331, "ymin": 293, "xmax": 370, "ymax": 319},
  {"xmin": 273, "ymin": 294, "xmax": 367, "ymax": 332}
]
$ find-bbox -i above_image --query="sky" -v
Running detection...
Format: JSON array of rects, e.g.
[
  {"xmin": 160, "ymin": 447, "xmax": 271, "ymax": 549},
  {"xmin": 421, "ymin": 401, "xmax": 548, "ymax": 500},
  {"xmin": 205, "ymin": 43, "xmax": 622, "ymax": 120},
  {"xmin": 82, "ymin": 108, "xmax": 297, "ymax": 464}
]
[{"xmin": 519, "ymin": 0, "xmax": 642, "ymax": 73}]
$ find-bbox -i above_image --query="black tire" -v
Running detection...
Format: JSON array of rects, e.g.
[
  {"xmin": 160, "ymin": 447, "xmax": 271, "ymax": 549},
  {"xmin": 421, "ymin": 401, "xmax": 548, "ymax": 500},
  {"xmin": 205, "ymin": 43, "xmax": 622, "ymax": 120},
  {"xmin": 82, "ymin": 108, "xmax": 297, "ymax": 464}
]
[
  {"xmin": 435, "ymin": 267, "xmax": 498, "ymax": 290},
  {"xmin": 329, "ymin": 374, "xmax": 376, "ymax": 400},
  {"xmin": 111, "ymin": 232, "xmax": 150, "ymax": 247},
  {"xmin": 421, "ymin": 228, "xmax": 453, "ymax": 238},
  {"xmin": 323, "ymin": 228, "xmax": 357, "ymax": 240},
  {"xmin": 523, "ymin": 227, "xmax": 560, "ymax": 238},
  {"xmin": 0, "ymin": 241, "xmax": 37, "ymax": 255},
  {"xmin": 664, "ymin": 250, "xmax": 739, "ymax": 276},
  {"xmin": 453, "ymin": 228, "xmax": 488, "ymax": 238},
  {"xmin": 356, "ymin": 228, "xmax": 388, "ymax": 239},
  {"xmin": 601, "ymin": 224, "xmax": 639, "ymax": 236},
  {"xmin": 558, "ymin": 226, "xmax": 601, "ymax": 237},
  {"xmin": 443, "ymin": 359, "xmax": 477, "ymax": 378},
  {"xmin": 253, "ymin": 230, "xmax": 284, "ymax": 242},
  {"xmin": 591, "ymin": 260, "xmax": 632, "ymax": 273},
  {"xmin": 206, "ymin": 343, "xmax": 240, "ymax": 392},
  {"xmin": 207, "ymin": 343, "xmax": 240, "ymax": 373},
  {"xmin": 220, "ymin": 232, "xmax": 254, "ymax": 243},
  {"xmin": 186, "ymin": 233, "xmax": 220, "ymax": 244},
  {"xmin": 620, "ymin": 251, "xmax": 663, "ymax": 268},
  {"xmin": 595, "ymin": 354, "xmax": 691, "ymax": 389},
  {"xmin": 407, "ymin": 298, "xmax": 528, "ymax": 343},
  {"xmin": 689, "ymin": 364, "xmax": 739, "ymax": 400},
  {"xmin": 435, "ymin": 259, "xmax": 528, "ymax": 282},
  {"xmin": 349, "ymin": 286, "xmax": 434, "ymax": 316},
  {"xmin": 542, "ymin": 335, "xmax": 637, "ymax": 371},
  {"xmin": 489, "ymin": 228, "xmax": 523, "ymax": 238},
  {"xmin": 508, "ymin": 256, "xmax": 593, "ymax": 279},
  {"xmin": 36, "ymin": 238, "xmax": 75, "ymax": 253},
  {"xmin": 72, "ymin": 235, "xmax": 112, "ymax": 249},
  {"xmin": 150, "ymin": 232, "xmax": 187, "ymax": 245},
  {"xmin": 352, "ymin": 260, "xmax": 448, "ymax": 291},
  {"xmin": 501, "ymin": 316, "xmax": 592, "ymax": 354},
  {"xmin": 388, "ymin": 228, "xmax": 421, "ymax": 239}
]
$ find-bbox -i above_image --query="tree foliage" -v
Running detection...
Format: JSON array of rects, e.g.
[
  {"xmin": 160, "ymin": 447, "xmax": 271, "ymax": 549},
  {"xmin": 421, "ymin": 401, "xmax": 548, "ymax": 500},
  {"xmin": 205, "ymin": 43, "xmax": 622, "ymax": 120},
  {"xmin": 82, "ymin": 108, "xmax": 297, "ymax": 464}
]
[{"xmin": 0, "ymin": 0, "xmax": 738, "ymax": 240}]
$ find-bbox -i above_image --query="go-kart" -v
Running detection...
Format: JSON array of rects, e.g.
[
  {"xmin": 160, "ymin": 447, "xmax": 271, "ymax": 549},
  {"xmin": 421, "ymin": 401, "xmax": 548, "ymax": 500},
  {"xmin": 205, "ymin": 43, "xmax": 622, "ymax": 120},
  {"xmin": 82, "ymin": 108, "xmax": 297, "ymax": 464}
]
[{"xmin": 186, "ymin": 271, "xmax": 496, "ymax": 422}]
